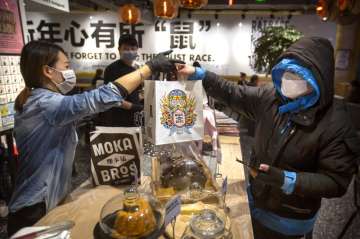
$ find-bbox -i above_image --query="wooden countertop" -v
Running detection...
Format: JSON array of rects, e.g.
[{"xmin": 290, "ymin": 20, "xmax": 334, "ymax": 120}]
[{"xmin": 36, "ymin": 136, "xmax": 253, "ymax": 239}]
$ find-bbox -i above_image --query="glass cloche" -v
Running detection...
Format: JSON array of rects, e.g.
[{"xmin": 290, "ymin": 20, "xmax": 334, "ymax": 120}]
[
  {"xmin": 99, "ymin": 187, "xmax": 164, "ymax": 239},
  {"xmin": 151, "ymin": 145, "xmax": 219, "ymax": 203}
]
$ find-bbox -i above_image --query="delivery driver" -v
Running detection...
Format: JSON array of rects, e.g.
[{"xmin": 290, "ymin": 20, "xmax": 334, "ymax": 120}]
[
  {"xmin": 7, "ymin": 40, "xmax": 183, "ymax": 236},
  {"xmin": 178, "ymin": 37, "xmax": 359, "ymax": 239}
]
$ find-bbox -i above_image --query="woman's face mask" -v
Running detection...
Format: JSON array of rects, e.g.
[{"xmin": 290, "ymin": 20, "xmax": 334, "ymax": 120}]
[
  {"xmin": 48, "ymin": 66, "xmax": 77, "ymax": 94},
  {"xmin": 281, "ymin": 72, "xmax": 312, "ymax": 99}
]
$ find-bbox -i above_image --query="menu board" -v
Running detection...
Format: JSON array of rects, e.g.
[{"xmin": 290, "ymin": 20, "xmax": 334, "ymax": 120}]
[
  {"xmin": 0, "ymin": 55, "xmax": 25, "ymax": 129},
  {"xmin": 0, "ymin": 0, "xmax": 24, "ymax": 54},
  {"xmin": 0, "ymin": 0, "xmax": 25, "ymax": 130}
]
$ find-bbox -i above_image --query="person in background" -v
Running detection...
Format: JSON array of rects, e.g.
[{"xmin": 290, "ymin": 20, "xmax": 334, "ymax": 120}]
[
  {"xmin": 347, "ymin": 60, "xmax": 360, "ymax": 104},
  {"xmin": 7, "ymin": 40, "xmax": 180, "ymax": 236},
  {"xmin": 96, "ymin": 34, "xmax": 143, "ymax": 127},
  {"xmin": 247, "ymin": 74, "xmax": 259, "ymax": 87},
  {"xmin": 91, "ymin": 68, "xmax": 104, "ymax": 88},
  {"xmin": 178, "ymin": 37, "xmax": 358, "ymax": 239},
  {"xmin": 238, "ymin": 72, "xmax": 247, "ymax": 85},
  {"xmin": 347, "ymin": 80, "xmax": 360, "ymax": 104}
]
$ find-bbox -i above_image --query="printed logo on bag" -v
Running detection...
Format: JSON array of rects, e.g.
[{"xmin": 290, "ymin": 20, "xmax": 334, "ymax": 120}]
[
  {"xmin": 160, "ymin": 89, "xmax": 197, "ymax": 135},
  {"xmin": 90, "ymin": 132, "xmax": 141, "ymax": 186}
]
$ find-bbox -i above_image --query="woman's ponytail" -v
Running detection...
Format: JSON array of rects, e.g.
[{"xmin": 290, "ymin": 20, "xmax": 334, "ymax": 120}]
[{"xmin": 14, "ymin": 87, "xmax": 31, "ymax": 112}]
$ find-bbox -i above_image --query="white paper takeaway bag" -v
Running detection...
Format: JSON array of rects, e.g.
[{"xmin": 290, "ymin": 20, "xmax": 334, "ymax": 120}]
[{"xmin": 144, "ymin": 80, "xmax": 204, "ymax": 145}]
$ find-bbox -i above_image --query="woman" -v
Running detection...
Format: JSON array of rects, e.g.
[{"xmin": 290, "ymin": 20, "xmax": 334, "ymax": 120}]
[
  {"xmin": 7, "ymin": 40, "xmax": 180, "ymax": 236},
  {"xmin": 179, "ymin": 37, "xmax": 358, "ymax": 238}
]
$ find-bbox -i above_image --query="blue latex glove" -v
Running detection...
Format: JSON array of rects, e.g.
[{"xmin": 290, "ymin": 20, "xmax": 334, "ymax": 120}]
[{"xmin": 188, "ymin": 67, "xmax": 206, "ymax": 80}]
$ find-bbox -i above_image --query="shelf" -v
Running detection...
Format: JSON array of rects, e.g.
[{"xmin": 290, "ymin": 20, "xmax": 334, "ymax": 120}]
[{"xmin": 0, "ymin": 125, "xmax": 14, "ymax": 134}]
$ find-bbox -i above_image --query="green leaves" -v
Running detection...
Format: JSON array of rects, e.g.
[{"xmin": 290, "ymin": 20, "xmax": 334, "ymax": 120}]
[{"xmin": 251, "ymin": 26, "xmax": 303, "ymax": 74}]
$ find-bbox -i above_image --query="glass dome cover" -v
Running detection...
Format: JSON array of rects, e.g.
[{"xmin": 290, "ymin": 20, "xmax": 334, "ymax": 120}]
[
  {"xmin": 152, "ymin": 144, "xmax": 219, "ymax": 203},
  {"xmin": 99, "ymin": 187, "xmax": 164, "ymax": 239}
]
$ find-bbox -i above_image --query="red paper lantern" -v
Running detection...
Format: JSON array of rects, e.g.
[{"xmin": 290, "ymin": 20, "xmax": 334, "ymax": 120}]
[
  {"xmin": 338, "ymin": 0, "xmax": 349, "ymax": 11},
  {"xmin": 179, "ymin": 0, "xmax": 208, "ymax": 9},
  {"xmin": 316, "ymin": 0, "xmax": 328, "ymax": 20},
  {"xmin": 154, "ymin": 0, "xmax": 178, "ymax": 19},
  {"xmin": 119, "ymin": 4, "xmax": 141, "ymax": 24}
]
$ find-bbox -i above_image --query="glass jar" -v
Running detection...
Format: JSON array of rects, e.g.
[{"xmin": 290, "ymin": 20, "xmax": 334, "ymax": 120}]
[{"xmin": 181, "ymin": 209, "xmax": 232, "ymax": 239}]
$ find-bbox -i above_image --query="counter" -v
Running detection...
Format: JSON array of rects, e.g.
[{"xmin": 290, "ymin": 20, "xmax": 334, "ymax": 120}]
[{"xmin": 35, "ymin": 136, "xmax": 253, "ymax": 239}]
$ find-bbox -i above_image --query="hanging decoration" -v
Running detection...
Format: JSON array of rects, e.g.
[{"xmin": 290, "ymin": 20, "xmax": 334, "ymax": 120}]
[
  {"xmin": 316, "ymin": 0, "xmax": 329, "ymax": 21},
  {"xmin": 179, "ymin": 0, "xmax": 208, "ymax": 9},
  {"xmin": 154, "ymin": 0, "xmax": 178, "ymax": 19},
  {"xmin": 338, "ymin": 0, "xmax": 349, "ymax": 11},
  {"xmin": 119, "ymin": 4, "xmax": 141, "ymax": 24}
]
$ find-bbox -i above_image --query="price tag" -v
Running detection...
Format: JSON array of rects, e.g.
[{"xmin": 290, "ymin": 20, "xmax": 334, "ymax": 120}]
[
  {"xmin": 222, "ymin": 176, "xmax": 228, "ymax": 195},
  {"xmin": 164, "ymin": 195, "xmax": 181, "ymax": 226}
]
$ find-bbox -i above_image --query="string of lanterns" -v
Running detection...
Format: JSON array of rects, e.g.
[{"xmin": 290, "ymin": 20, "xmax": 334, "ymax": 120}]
[
  {"xmin": 178, "ymin": 0, "xmax": 208, "ymax": 9},
  {"xmin": 120, "ymin": 0, "xmax": 208, "ymax": 24},
  {"xmin": 120, "ymin": 0, "xmax": 360, "ymax": 25},
  {"xmin": 316, "ymin": 0, "xmax": 360, "ymax": 22}
]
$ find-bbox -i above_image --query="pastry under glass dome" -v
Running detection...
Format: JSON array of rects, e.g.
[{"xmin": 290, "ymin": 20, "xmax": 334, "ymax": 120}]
[{"xmin": 99, "ymin": 187, "xmax": 164, "ymax": 239}]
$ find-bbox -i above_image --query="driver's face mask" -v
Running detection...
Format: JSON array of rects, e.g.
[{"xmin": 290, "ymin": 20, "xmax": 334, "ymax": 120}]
[{"xmin": 281, "ymin": 72, "xmax": 311, "ymax": 99}]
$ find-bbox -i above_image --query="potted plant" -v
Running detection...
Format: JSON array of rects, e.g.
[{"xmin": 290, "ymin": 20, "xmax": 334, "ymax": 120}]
[{"xmin": 251, "ymin": 26, "xmax": 303, "ymax": 74}]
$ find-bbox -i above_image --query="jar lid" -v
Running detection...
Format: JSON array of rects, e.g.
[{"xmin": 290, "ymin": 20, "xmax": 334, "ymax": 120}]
[{"xmin": 190, "ymin": 209, "xmax": 225, "ymax": 238}]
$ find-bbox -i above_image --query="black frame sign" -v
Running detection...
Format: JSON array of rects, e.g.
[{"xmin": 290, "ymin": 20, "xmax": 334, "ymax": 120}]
[{"xmin": 90, "ymin": 128, "xmax": 142, "ymax": 186}]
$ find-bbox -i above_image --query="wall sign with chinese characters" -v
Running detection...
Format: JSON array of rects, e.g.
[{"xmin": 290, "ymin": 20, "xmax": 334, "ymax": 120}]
[
  {"xmin": 26, "ymin": 12, "xmax": 336, "ymax": 75},
  {"xmin": 30, "ymin": 0, "xmax": 69, "ymax": 12}
]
